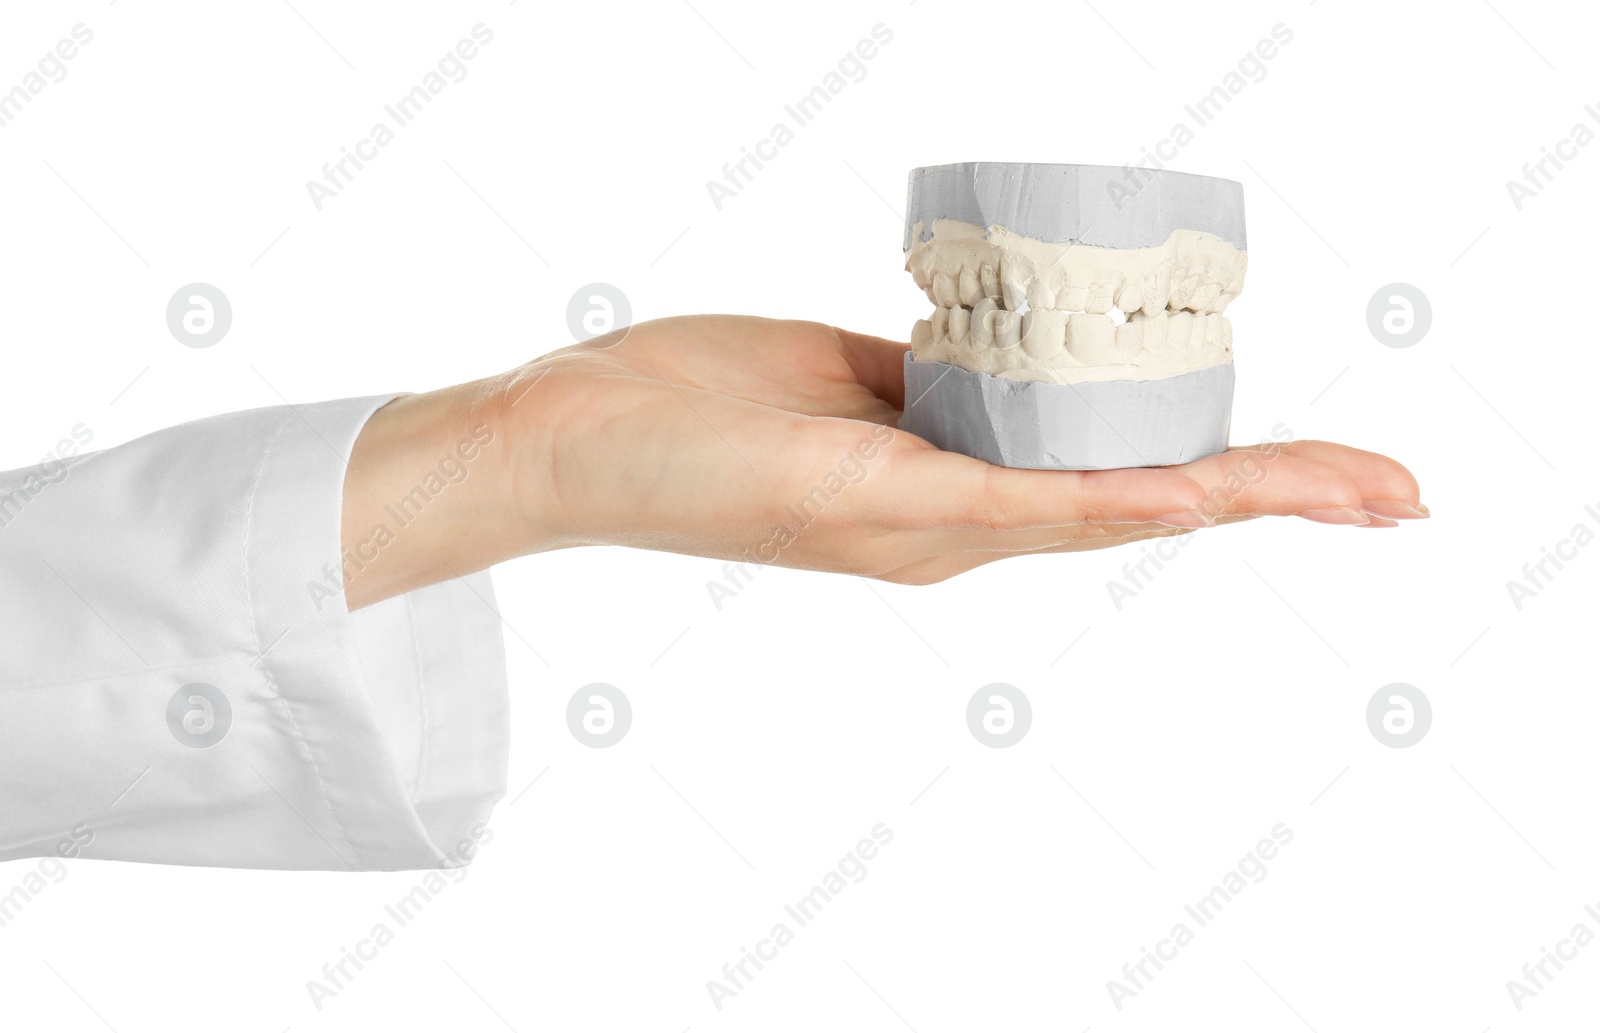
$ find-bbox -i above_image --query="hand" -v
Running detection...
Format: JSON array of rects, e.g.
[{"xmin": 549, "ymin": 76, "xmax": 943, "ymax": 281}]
[{"xmin": 342, "ymin": 316, "xmax": 1426, "ymax": 609}]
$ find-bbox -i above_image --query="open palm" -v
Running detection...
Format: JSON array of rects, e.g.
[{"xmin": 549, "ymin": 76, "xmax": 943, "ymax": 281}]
[{"xmin": 492, "ymin": 315, "xmax": 1425, "ymax": 584}]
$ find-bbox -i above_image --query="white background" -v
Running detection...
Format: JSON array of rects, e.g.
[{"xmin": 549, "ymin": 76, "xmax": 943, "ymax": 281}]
[{"xmin": 0, "ymin": 0, "xmax": 1594, "ymax": 1029}]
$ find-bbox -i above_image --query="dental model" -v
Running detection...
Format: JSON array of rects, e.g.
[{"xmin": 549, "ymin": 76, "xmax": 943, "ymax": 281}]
[{"xmin": 898, "ymin": 162, "xmax": 1246, "ymax": 470}]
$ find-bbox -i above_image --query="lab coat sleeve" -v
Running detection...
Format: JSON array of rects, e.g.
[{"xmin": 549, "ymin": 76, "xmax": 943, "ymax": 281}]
[{"xmin": 0, "ymin": 395, "xmax": 510, "ymax": 871}]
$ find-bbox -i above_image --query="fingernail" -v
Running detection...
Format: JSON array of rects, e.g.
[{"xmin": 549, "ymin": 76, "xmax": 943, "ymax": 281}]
[
  {"xmin": 1154, "ymin": 510, "xmax": 1213, "ymax": 528},
  {"xmin": 1355, "ymin": 515, "xmax": 1400, "ymax": 528},
  {"xmin": 1299, "ymin": 507, "xmax": 1370, "ymax": 525},
  {"xmin": 1364, "ymin": 499, "xmax": 1430, "ymax": 520}
]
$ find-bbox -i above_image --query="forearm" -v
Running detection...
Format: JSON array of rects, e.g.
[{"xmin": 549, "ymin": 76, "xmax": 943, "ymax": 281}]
[{"xmin": 340, "ymin": 380, "xmax": 532, "ymax": 610}]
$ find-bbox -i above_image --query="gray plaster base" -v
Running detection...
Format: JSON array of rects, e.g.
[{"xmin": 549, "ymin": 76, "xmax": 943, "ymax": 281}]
[
  {"xmin": 898, "ymin": 356, "xmax": 1234, "ymax": 470},
  {"xmin": 904, "ymin": 162, "xmax": 1247, "ymax": 251}
]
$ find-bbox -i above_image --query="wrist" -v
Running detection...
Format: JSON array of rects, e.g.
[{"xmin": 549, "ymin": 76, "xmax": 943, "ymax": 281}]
[
  {"xmin": 478, "ymin": 350, "xmax": 609, "ymax": 554},
  {"xmin": 340, "ymin": 382, "xmax": 527, "ymax": 610}
]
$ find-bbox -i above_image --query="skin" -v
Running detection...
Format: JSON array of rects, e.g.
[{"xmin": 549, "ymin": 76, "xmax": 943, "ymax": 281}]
[{"xmin": 339, "ymin": 315, "xmax": 1427, "ymax": 611}]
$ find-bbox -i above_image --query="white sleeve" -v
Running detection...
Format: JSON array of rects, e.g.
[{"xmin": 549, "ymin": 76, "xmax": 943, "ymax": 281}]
[{"xmin": 0, "ymin": 395, "xmax": 510, "ymax": 872}]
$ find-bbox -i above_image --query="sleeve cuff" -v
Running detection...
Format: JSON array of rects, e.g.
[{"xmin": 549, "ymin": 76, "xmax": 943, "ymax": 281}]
[
  {"xmin": 240, "ymin": 393, "xmax": 511, "ymax": 871},
  {"xmin": 0, "ymin": 394, "xmax": 510, "ymax": 871}
]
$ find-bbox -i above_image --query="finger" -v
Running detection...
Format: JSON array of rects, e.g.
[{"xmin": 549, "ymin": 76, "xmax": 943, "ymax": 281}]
[
  {"xmin": 877, "ymin": 527, "xmax": 1199, "ymax": 584},
  {"xmin": 888, "ymin": 445, "xmax": 1215, "ymax": 531},
  {"xmin": 830, "ymin": 327, "xmax": 910, "ymax": 411},
  {"xmin": 840, "ymin": 511, "xmax": 1265, "ymax": 578},
  {"xmin": 877, "ymin": 512, "xmax": 1265, "ymax": 575},
  {"xmin": 1171, "ymin": 447, "xmax": 1371, "ymax": 523},
  {"xmin": 1270, "ymin": 440, "xmax": 1427, "ymax": 518},
  {"xmin": 906, "ymin": 515, "xmax": 1262, "ymax": 559}
]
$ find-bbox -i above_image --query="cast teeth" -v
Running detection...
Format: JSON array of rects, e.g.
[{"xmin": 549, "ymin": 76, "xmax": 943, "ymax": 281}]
[
  {"xmin": 1065, "ymin": 313, "xmax": 1115, "ymax": 364},
  {"xmin": 992, "ymin": 309, "xmax": 1021, "ymax": 349},
  {"xmin": 1167, "ymin": 269, "xmax": 1197, "ymax": 310},
  {"xmin": 1166, "ymin": 310, "xmax": 1196, "ymax": 351},
  {"xmin": 917, "ymin": 307, "xmax": 1235, "ymax": 384},
  {"xmin": 979, "ymin": 262, "xmax": 1001, "ymax": 301},
  {"xmin": 970, "ymin": 298, "xmax": 1000, "ymax": 348},
  {"xmin": 1084, "ymin": 281, "xmax": 1116, "ymax": 315},
  {"xmin": 1021, "ymin": 309, "xmax": 1066, "ymax": 360},
  {"xmin": 1141, "ymin": 265, "xmax": 1169, "ymax": 316},
  {"xmin": 906, "ymin": 222, "xmax": 1245, "ymax": 384},
  {"xmin": 999, "ymin": 255, "xmax": 1028, "ymax": 312},
  {"xmin": 1187, "ymin": 282, "xmax": 1221, "ymax": 313},
  {"xmin": 958, "ymin": 266, "xmax": 982, "ymax": 307}
]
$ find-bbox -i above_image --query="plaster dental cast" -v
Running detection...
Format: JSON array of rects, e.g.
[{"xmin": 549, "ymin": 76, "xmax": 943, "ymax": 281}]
[
  {"xmin": 900, "ymin": 162, "xmax": 1245, "ymax": 470},
  {"xmin": 0, "ymin": 246, "xmax": 1425, "ymax": 874}
]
